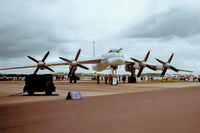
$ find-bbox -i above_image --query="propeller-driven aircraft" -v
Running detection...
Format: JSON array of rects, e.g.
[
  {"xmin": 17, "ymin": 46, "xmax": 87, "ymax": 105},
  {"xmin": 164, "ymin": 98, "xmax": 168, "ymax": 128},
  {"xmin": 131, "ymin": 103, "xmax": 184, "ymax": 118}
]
[{"xmin": 0, "ymin": 48, "xmax": 192, "ymax": 83}]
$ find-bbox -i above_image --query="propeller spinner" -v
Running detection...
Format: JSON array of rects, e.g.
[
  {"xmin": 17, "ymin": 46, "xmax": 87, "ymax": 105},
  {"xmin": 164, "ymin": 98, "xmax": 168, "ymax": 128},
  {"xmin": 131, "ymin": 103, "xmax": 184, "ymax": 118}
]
[
  {"xmin": 59, "ymin": 49, "xmax": 89, "ymax": 77},
  {"xmin": 27, "ymin": 51, "xmax": 54, "ymax": 74}
]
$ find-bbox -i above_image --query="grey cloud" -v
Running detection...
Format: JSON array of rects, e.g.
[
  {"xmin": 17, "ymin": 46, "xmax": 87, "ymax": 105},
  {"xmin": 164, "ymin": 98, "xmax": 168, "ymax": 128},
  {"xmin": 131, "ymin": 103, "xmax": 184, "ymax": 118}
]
[
  {"xmin": 126, "ymin": 8, "xmax": 200, "ymax": 38},
  {"xmin": 0, "ymin": 1, "xmax": 73, "ymax": 59}
]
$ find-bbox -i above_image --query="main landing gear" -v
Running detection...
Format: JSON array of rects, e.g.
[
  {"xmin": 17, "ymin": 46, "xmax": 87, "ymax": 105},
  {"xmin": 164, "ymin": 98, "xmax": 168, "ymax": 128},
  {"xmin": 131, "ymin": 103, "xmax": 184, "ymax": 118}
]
[
  {"xmin": 69, "ymin": 73, "xmax": 77, "ymax": 83},
  {"xmin": 128, "ymin": 68, "xmax": 137, "ymax": 83}
]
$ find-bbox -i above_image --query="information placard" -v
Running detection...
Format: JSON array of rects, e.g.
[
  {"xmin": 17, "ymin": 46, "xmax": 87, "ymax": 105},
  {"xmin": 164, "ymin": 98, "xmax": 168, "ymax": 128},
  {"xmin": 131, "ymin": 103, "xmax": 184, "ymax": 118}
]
[{"xmin": 66, "ymin": 90, "xmax": 83, "ymax": 100}]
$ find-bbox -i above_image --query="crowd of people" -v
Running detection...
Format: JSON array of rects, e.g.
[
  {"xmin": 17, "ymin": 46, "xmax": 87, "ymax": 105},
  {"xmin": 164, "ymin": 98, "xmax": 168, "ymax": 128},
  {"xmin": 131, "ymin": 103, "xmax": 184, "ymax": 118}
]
[{"xmin": 96, "ymin": 74, "xmax": 133, "ymax": 84}]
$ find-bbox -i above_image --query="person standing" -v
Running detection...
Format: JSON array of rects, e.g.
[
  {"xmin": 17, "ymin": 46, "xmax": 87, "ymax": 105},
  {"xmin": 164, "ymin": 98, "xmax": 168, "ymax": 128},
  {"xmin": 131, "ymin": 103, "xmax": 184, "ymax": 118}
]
[
  {"xmin": 97, "ymin": 74, "xmax": 100, "ymax": 84},
  {"xmin": 105, "ymin": 75, "xmax": 108, "ymax": 84},
  {"xmin": 108, "ymin": 74, "xmax": 111, "ymax": 84},
  {"xmin": 122, "ymin": 75, "xmax": 126, "ymax": 83}
]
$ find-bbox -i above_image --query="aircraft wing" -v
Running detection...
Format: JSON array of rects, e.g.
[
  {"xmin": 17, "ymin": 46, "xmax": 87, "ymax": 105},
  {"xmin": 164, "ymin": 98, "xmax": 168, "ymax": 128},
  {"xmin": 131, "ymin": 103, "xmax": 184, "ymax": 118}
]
[
  {"xmin": 125, "ymin": 61, "xmax": 134, "ymax": 64},
  {"xmin": 125, "ymin": 61, "xmax": 157, "ymax": 71},
  {"xmin": 47, "ymin": 59, "xmax": 101, "ymax": 66},
  {"xmin": 0, "ymin": 62, "xmax": 69, "ymax": 71},
  {"xmin": 177, "ymin": 69, "xmax": 193, "ymax": 73},
  {"xmin": 0, "ymin": 65, "xmax": 38, "ymax": 70},
  {"xmin": 47, "ymin": 62, "xmax": 69, "ymax": 66},
  {"xmin": 0, "ymin": 59, "xmax": 100, "ymax": 71},
  {"xmin": 78, "ymin": 59, "xmax": 102, "ymax": 64}
]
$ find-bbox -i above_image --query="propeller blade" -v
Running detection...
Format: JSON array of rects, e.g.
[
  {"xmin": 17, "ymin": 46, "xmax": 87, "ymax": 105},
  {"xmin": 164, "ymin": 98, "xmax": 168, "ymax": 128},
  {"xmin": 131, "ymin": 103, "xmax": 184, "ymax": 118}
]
[
  {"xmin": 33, "ymin": 67, "xmax": 40, "ymax": 74},
  {"xmin": 137, "ymin": 67, "xmax": 144, "ymax": 78},
  {"xmin": 146, "ymin": 64, "xmax": 157, "ymax": 71},
  {"xmin": 161, "ymin": 68, "xmax": 168, "ymax": 77},
  {"xmin": 155, "ymin": 58, "xmax": 165, "ymax": 65},
  {"xmin": 75, "ymin": 49, "xmax": 81, "ymax": 61},
  {"xmin": 130, "ymin": 57, "xmax": 142, "ymax": 64},
  {"xmin": 77, "ymin": 64, "xmax": 89, "ymax": 70},
  {"xmin": 167, "ymin": 53, "xmax": 174, "ymax": 63},
  {"xmin": 143, "ymin": 50, "xmax": 150, "ymax": 62},
  {"xmin": 42, "ymin": 51, "xmax": 50, "ymax": 62},
  {"xmin": 59, "ymin": 57, "xmax": 71, "ymax": 63},
  {"xmin": 169, "ymin": 65, "xmax": 178, "ymax": 72},
  {"xmin": 27, "ymin": 56, "xmax": 39, "ymax": 63},
  {"xmin": 44, "ymin": 66, "xmax": 54, "ymax": 72}
]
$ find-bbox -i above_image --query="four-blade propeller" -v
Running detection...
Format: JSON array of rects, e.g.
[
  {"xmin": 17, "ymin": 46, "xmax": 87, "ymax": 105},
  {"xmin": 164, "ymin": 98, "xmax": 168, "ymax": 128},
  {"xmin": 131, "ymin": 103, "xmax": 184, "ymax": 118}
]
[
  {"xmin": 27, "ymin": 51, "xmax": 54, "ymax": 74},
  {"xmin": 59, "ymin": 49, "xmax": 89, "ymax": 77},
  {"xmin": 130, "ymin": 50, "xmax": 155, "ymax": 77},
  {"xmin": 155, "ymin": 53, "xmax": 179, "ymax": 77}
]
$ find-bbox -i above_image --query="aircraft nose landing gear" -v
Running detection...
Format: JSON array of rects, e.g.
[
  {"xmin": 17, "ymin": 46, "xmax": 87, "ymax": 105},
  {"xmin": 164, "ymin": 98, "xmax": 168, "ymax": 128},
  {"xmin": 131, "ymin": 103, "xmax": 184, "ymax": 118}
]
[{"xmin": 110, "ymin": 66, "xmax": 118, "ymax": 85}]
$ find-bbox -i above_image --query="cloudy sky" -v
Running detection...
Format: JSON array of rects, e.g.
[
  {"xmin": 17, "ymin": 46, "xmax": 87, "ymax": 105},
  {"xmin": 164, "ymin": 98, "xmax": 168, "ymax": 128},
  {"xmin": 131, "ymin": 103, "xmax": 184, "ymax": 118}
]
[{"xmin": 0, "ymin": 0, "xmax": 199, "ymax": 75}]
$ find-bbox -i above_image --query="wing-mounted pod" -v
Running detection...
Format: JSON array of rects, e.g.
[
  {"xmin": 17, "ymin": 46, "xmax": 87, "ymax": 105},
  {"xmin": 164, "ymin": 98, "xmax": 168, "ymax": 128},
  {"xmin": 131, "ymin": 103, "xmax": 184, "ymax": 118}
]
[{"xmin": 125, "ymin": 62, "xmax": 136, "ymax": 76}]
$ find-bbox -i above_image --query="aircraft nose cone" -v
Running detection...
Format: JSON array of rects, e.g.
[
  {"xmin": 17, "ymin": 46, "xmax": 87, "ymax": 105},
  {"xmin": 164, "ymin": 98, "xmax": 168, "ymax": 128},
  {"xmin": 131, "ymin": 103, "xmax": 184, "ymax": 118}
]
[{"xmin": 108, "ymin": 57, "xmax": 125, "ymax": 65}]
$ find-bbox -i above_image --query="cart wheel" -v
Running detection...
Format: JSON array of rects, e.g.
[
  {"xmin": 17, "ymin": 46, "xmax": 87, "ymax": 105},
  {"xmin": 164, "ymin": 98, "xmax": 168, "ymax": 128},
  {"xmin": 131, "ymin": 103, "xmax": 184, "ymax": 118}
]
[
  {"xmin": 28, "ymin": 90, "xmax": 34, "ymax": 96},
  {"xmin": 45, "ymin": 90, "xmax": 52, "ymax": 95}
]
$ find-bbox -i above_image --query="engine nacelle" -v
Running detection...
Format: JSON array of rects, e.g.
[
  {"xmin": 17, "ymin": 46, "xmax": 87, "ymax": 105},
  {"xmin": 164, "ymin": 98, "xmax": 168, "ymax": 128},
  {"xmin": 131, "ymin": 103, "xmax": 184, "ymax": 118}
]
[
  {"xmin": 69, "ymin": 65, "xmax": 77, "ymax": 71},
  {"xmin": 40, "ymin": 67, "xmax": 45, "ymax": 70},
  {"xmin": 156, "ymin": 65, "xmax": 163, "ymax": 70},
  {"xmin": 125, "ymin": 64, "xmax": 134, "ymax": 72}
]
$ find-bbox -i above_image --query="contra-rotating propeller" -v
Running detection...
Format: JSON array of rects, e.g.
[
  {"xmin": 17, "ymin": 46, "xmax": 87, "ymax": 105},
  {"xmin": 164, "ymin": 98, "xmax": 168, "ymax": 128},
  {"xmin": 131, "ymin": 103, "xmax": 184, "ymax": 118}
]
[
  {"xmin": 27, "ymin": 51, "xmax": 54, "ymax": 74},
  {"xmin": 155, "ymin": 53, "xmax": 179, "ymax": 77},
  {"xmin": 130, "ymin": 50, "xmax": 155, "ymax": 77},
  {"xmin": 59, "ymin": 49, "xmax": 89, "ymax": 77}
]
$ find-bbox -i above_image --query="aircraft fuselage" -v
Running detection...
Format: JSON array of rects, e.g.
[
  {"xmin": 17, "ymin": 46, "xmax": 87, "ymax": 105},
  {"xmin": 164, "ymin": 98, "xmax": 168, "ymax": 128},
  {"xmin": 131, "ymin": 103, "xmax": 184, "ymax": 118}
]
[{"xmin": 92, "ymin": 49, "xmax": 125, "ymax": 72}]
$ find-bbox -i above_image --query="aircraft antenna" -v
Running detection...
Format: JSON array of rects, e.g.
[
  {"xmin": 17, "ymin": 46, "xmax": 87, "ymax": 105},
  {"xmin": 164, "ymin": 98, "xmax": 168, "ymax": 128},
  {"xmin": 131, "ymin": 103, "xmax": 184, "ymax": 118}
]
[{"xmin": 93, "ymin": 41, "xmax": 95, "ymax": 58}]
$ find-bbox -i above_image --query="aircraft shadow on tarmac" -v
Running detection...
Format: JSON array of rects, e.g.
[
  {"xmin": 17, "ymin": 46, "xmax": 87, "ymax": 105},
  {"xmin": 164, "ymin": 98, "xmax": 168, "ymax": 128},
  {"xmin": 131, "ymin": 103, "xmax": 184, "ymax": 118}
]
[{"xmin": 9, "ymin": 93, "xmax": 59, "ymax": 97}]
